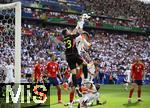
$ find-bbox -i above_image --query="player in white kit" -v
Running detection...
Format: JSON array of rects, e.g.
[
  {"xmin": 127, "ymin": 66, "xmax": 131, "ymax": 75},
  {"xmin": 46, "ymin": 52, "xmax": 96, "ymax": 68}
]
[
  {"xmin": 3, "ymin": 59, "xmax": 15, "ymax": 84},
  {"xmin": 76, "ymin": 32, "xmax": 96, "ymax": 82},
  {"xmin": 78, "ymin": 80, "xmax": 104, "ymax": 108},
  {"xmin": 75, "ymin": 14, "xmax": 96, "ymax": 82},
  {"xmin": 123, "ymin": 66, "xmax": 131, "ymax": 91}
]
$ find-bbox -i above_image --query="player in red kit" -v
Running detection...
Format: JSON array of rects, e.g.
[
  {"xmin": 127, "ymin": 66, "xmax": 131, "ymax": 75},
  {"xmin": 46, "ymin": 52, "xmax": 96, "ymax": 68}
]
[
  {"xmin": 33, "ymin": 59, "xmax": 43, "ymax": 83},
  {"xmin": 32, "ymin": 58, "xmax": 47, "ymax": 101},
  {"xmin": 46, "ymin": 54, "xmax": 62, "ymax": 103},
  {"xmin": 128, "ymin": 57, "xmax": 145, "ymax": 103},
  {"xmin": 34, "ymin": 63, "xmax": 41, "ymax": 81}
]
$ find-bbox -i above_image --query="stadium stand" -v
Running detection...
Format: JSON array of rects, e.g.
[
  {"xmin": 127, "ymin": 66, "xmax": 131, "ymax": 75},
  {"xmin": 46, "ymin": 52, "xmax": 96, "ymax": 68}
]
[{"xmin": 20, "ymin": 24, "xmax": 150, "ymax": 83}]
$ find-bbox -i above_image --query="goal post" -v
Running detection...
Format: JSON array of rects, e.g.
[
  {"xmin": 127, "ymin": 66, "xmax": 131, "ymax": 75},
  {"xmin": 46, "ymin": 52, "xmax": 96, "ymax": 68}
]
[
  {"xmin": 15, "ymin": 2, "xmax": 21, "ymax": 84},
  {"xmin": 0, "ymin": 2, "xmax": 21, "ymax": 84}
]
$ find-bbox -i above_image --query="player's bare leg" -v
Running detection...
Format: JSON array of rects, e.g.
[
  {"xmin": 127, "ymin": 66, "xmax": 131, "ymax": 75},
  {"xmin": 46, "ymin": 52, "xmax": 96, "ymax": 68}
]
[
  {"xmin": 56, "ymin": 85, "xmax": 62, "ymax": 103},
  {"xmin": 137, "ymin": 85, "xmax": 142, "ymax": 102},
  {"xmin": 67, "ymin": 87, "xmax": 75, "ymax": 108},
  {"xmin": 70, "ymin": 87, "xmax": 75, "ymax": 108},
  {"xmin": 128, "ymin": 83, "xmax": 136, "ymax": 103}
]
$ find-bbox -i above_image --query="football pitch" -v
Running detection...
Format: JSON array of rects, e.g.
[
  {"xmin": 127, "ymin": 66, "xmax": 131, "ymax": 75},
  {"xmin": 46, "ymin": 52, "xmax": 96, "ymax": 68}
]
[
  {"xmin": 2, "ymin": 84, "xmax": 150, "ymax": 108},
  {"xmin": 49, "ymin": 84, "xmax": 150, "ymax": 108}
]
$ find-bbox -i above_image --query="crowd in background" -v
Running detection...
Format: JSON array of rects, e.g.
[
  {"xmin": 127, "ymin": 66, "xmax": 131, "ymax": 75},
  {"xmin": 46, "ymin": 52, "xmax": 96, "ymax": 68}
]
[
  {"xmin": 21, "ymin": 24, "xmax": 150, "ymax": 83},
  {"xmin": 22, "ymin": 6, "xmax": 148, "ymax": 28},
  {"xmin": 77, "ymin": 0, "xmax": 150, "ymax": 27},
  {"xmin": 0, "ymin": 23, "xmax": 149, "ymax": 83},
  {"xmin": 90, "ymin": 32, "xmax": 150, "ymax": 74},
  {"xmin": 1, "ymin": 0, "xmax": 150, "ymax": 28}
]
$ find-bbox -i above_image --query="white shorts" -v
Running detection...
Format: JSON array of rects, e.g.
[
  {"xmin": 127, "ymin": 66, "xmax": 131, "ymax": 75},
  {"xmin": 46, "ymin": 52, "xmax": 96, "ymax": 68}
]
[{"xmin": 87, "ymin": 62, "xmax": 95, "ymax": 81}]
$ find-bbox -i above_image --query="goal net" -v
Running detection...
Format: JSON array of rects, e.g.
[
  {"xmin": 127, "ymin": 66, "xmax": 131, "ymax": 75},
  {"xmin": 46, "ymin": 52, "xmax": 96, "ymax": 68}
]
[{"xmin": 0, "ymin": 2, "xmax": 21, "ymax": 84}]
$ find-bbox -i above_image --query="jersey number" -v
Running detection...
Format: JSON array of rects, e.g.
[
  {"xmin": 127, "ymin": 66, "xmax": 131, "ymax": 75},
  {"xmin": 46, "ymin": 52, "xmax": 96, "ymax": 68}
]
[{"xmin": 64, "ymin": 40, "xmax": 72, "ymax": 49}]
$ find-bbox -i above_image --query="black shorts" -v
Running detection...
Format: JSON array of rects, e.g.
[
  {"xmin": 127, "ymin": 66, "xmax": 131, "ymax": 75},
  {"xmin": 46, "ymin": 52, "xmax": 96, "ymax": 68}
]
[
  {"xmin": 132, "ymin": 80, "xmax": 143, "ymax": 85},
  {"xmin": 66, "ymin": 54, "xmax": 83, "ymax": 70}
]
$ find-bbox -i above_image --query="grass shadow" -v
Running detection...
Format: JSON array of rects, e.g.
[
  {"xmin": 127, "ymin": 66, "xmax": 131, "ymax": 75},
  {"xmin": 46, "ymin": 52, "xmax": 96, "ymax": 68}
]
[
  {"xmin": 123, "ymin": 101, "xmax": 140, "ymax": 107},
  {"xmin": 92, "ymin": 100, "xmax": 107, "ymax": 107}
]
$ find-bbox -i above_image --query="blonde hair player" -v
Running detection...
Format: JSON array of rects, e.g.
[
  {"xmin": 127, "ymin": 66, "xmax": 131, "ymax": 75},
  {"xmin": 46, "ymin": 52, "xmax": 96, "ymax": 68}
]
[{"xmin": 78, "ymin": 80, "xmax": 106, "ymax": 108}]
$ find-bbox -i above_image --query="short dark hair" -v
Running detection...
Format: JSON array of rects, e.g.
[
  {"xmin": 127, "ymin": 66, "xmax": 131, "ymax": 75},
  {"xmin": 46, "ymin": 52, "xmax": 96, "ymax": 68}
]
[
  {"xmin": 82, "ymin": 31, "xmax": 89, "ymax": 36},
  {"xmin": 62, "ymin": 29, "xmax": 67, "ymax": 36}
]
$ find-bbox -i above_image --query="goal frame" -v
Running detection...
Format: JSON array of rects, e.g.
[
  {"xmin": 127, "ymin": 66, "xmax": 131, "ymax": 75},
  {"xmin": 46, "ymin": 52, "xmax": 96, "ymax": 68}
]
[{"xmin": 0, "ymin": 2, "xmax": 21, "ymax": 84}]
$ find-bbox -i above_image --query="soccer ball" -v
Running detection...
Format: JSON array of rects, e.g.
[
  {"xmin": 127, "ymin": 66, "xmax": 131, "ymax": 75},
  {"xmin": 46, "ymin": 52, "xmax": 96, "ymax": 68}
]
[{"xmin": 81, "ymin": 13, "xmax": 91, "ymax": 20}]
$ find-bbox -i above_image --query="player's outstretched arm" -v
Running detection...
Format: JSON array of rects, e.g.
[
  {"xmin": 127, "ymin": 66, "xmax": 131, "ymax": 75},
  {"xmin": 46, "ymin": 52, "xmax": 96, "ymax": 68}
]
[{"xmin": 72, "ymin": 13, "xmax": 90, "ymax": 34}]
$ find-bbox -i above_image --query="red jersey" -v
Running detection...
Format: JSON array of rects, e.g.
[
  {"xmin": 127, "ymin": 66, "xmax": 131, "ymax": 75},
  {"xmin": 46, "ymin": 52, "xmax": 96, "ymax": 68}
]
[
  {"xmin": 131, "ymin": 62, "xmax": 144, "ymax": 80},
  {"xmin": 64, "ymin": 69, "xmax": 70, "ymax": 79},
  {"xmin": 34, "ymin": 63, "xmax": 41, "ymax": 80},
  {"xmin": 76, "ymin": 69, "xmax": 82, "ymax": 79},
  {"xmin": 47, "ymin": 61, "xmax": 59, "ymax": 78}
]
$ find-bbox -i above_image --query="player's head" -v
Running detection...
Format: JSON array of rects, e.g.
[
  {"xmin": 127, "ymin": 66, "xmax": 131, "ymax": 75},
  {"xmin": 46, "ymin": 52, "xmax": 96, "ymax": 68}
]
[
  {"xmin": 37, "ymin": 58, "xmax": 44, "ymax": 64},
  {"xmin": 135, "ymin": 58, "xmax": 141, "ymax": 64},
  {"xmin": 81, "ymin": 31, "xmax": 90, "ymax": 40},
  {"xmin": 51, "ymin": 54, "xmax": 56, "ymax": 61},
  {"xmin": 84, "ymin": 79, "xmax": 93, "ymax": 88},
  {"xmin": 134, "ymin": 54, "xmax": 141, "ymax": 63},
  {"xmin": 62, "ymin": 28, "xmax": 70, "ymax": 36},
  {"xmin": 94, "ymin": 58, "xmax": 100, "ymax": 64}
]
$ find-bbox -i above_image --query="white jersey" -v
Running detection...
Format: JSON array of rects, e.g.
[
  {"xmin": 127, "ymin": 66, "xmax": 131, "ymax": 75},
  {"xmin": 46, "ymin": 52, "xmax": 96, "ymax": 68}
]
[
  {"xmin": 75, "ymin": 35, "xmax": 91, "ymax": 55},
  {"xmin": 4, "ymin": 64, "xmax": 14, "ymax": 75},
  {"xmin": 124, "ymin": 69, "xmax": 131, "ymax": 83},
  {"xmin": 79, "ymin": 83, "xmax": 99, "ymax": 107},
  {"xmin": 4, "ymin": 64, "xmax": 14, "ymax": 83},
  {"xmin": 76, "ymin": 19, "xmax": 85, "ymax": 30}
]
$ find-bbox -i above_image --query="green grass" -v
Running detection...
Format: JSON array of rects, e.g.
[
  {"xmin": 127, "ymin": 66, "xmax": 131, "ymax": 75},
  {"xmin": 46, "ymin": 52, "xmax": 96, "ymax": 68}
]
[
  {"xmin": 49, "ymin": 84, "xmax": 150, "ymax": 108},
  {"xmin": 2, "ymin": 84, "xmax": 150, "ymax": 108}
]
